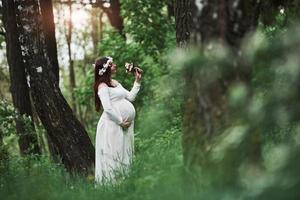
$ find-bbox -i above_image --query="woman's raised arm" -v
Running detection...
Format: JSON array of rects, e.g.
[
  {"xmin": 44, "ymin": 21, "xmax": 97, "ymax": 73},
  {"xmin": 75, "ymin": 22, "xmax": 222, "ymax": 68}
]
[{"xmin": 123, "ymin": 81, "xmax": 141, "ymax": 102}]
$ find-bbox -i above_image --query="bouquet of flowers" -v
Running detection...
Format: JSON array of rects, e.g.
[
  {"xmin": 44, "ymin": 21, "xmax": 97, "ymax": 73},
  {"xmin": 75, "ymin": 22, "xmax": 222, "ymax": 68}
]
[{"xmin": 125, "ymin": 63, "xmax": 143, "ymax": 74}]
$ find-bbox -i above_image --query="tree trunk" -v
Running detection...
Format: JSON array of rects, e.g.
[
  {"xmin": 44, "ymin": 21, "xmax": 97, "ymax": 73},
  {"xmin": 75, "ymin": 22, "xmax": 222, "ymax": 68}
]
[
  {"xmin": 102, "ymin": 0, "xmax": 124, "ymax": 36},
  {"xmin": 99, "ymin": 11, "xmax": 104, "ymax": 41},
  {"xmin": 8, "ymin": 0, "xmax": 95, "ymax": 173},
  {"xmin": 39, "ymin": 0, "xmax": 61, "ymax": 161},
  {"xmin": 176, "ymin": 0, "xmax": 261, "ymax": 48},
  {"xmin": 91, "ymin": 8, "xmax": 100, "ymax": 54},
  {"xmin": 175, "ymin": 0, "xmax": 192, "ymax": 48},
  {"xmin": 2, "ymin": 0, "xmax": 41, "ymax": 156},
  {"xmin": 65, "ymin": 0, "xmax": 77, "ymax": 113},
  {"xmin": 40, "ymin": 0, "xmax": 60, "ymax": 84},
  {"xmin": 175, "ymin": 0, "xmax": 261, "ymax": 166}
]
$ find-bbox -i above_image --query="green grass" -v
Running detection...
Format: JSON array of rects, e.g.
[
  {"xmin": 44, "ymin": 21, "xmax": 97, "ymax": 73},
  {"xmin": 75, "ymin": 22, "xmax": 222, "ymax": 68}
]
[{"xmin": 0, "ymin": 106, "xmax": 187, "ymax": 200}]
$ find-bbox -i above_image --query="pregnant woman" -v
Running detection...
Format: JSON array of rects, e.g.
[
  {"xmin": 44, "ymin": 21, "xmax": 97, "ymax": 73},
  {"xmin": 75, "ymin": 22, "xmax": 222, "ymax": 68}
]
[{"xmin": 93, "ymin": 56, "xmax": 142, "ymax": 184}]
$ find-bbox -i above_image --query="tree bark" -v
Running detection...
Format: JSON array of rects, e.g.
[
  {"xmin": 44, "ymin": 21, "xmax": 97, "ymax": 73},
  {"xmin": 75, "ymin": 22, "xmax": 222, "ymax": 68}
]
[
  {"xmin": 175, "ymin": 0, "xmax": 192, "ymax": 48},
  {"xmin": 91, "ymin": 8, "xmax": 101, "ymax": 54},
  {"xmin": 2, "ymin": 0, "xmax": 41, "ymax": 156},
  {"xmin": 102, "ymin": 0, "xmax": 125, "ymax": 36},
  {"xmin": 8, "ymin": 0, "xmax": 95, "ymax": 173},
  {"xmin": 188, "ymin": 0, "xmax": 260, "ymax": 48},
  {"xmin": 175, "ymin": 0, "xmax": 261, "ymax": 166},
  {"xmin": 40, "ymin": 0, "xmax": 60, "ymax": 84},
  {"xmin": 39, "ymin": 0, "xmax": 62, "ymax": 161}
]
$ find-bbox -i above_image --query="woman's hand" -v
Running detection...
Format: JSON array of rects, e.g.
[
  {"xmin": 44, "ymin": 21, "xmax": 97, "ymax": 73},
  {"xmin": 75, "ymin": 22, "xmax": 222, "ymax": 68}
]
[
  {"xmin": 135, "ymin": 70, "xmax": 142, "ymax": 83},
  {"xmin": 120, "ymin": 121, "xmax": 131, "ymax": 129}
]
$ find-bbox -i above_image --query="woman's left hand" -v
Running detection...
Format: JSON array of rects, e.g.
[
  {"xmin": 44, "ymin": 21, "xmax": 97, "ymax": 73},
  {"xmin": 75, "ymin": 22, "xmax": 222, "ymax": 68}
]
[{"xmin": 135, "ymin": 70, "xmax": 142, "ymax": 83}]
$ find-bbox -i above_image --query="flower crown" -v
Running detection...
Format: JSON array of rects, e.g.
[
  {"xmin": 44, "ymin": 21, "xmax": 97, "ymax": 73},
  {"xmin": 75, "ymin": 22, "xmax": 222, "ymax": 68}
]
[{"xmin": 93, "ymin": 56, "xmax": 113, "ymax": 76}]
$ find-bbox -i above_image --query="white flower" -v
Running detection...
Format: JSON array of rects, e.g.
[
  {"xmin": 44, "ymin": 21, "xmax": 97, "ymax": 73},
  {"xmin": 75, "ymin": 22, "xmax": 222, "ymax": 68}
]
[{"xmin": 98, "ymin": 57, "xmax": 113, "ymax": 76}]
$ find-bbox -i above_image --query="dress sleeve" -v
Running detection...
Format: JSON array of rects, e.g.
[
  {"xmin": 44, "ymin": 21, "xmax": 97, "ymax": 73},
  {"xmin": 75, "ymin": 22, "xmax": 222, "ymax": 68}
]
[
  {"xmin": 124, "ymin": 81, "xmax": 141, "ymax": 102},
  {"xmin": 98, "ymin": 86, "xmax": 123, "ymax": 125}
]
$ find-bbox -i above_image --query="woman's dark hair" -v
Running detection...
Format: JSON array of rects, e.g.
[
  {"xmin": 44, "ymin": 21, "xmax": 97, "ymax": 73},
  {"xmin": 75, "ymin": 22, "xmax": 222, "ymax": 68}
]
[{"xmin": 93, "ymin": 57, "xmax": 113, "ymax": 112}]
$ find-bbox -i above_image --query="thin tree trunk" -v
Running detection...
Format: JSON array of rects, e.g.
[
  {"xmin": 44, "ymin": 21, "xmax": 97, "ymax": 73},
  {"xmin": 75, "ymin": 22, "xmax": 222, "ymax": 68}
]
[
  {"xmin": 2, "ymin": 0, "xmax": 41, "ymax": 156},
  {"xmin": 91, "ymin": 8, "xmax": 100, "ymax": 54},
  {"xmin": 8, "ymin": 0, "xmax": 94, "ymax": 173},
  {"xmin": 99, "ymin": 11, "xmax": 104, "ymax": 41},
  {"xmin": 65, "ymin": 0, "xmax": 77, "ymax": 113}
]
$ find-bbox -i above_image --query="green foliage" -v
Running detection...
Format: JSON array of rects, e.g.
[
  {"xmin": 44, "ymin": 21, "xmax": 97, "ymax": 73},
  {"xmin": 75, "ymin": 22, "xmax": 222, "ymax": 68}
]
[
  {"xmin": 74, "ymin": 71, "xmax": 93, "ymax": 107},
  {"xmin": 0, "ymin": 100, "xmax": 37, "ymax": 140},
  {"xmin": 0, "ymin": 90, "xmax": 184, "ymax": 199},
  {"xmin": 73, "ymin": 0, "xmax": 176, "ymax": 138},
  {"xmin": 0, "ymin": 100, "xmax": 19, "ymax": 138},
  {"xmin": 73, "ymin": 67, "xmax": 99, "ymax": 139},
  {"xmin": 0, "ymin": 100, "xmax": 38, "ymax": 140},
  {"xmin": 98, "ymin": 29, "xmax": 172, "ymax": 110},
  {"xmin": 169, "ymin": 22, "xmax": 300, "ymax": 196},
  {"xmin": 74, "ymin": 0, "xmax": 176, "ymax": 132},
  {"xmin": 99, "ymin": 29, "xmax": 147, "ymax": 84},
  {"xmin": 0, "ymin": 100, "xmax": 43, "ymax": 156},
  {"xmin": 3, "ymin": 2, "xmax": 300, "ymax": 200},
  {"xmin": 261, "ymin": 11, "xmax": 288, "ymax": 42},
  {"xmin": 121, "ymin": 0, "xmax": 175, "ymax": 57}
]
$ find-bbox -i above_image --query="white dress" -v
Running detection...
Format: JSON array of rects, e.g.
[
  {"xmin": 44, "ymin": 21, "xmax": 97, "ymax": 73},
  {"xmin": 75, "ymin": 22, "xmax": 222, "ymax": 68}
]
[{"xmin": 95, "ymin": 80, "xmax": 141, "ymax": 184}]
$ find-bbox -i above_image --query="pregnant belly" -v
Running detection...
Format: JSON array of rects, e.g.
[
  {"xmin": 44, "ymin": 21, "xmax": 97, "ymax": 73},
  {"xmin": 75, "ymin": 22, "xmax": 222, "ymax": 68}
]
[{"xmin": 113, "ymin": 100, "xmax": 136, "ymax": 122}]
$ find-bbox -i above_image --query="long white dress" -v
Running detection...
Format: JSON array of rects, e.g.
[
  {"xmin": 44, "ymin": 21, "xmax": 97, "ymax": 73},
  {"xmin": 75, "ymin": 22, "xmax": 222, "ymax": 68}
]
[{"xmin": 95, "ymin": 80, "xmax": 141, "ymax": 184}]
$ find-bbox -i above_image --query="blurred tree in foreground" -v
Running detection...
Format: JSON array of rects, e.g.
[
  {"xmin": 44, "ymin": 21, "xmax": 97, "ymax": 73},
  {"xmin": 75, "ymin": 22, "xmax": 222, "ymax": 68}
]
[
  {"xmin": 176, "ymin": 0, "xmax": 261, "ymax": 169},
  {"xmin": 173, "ymin": 1, "xmax": 300, "ymax": 196}
]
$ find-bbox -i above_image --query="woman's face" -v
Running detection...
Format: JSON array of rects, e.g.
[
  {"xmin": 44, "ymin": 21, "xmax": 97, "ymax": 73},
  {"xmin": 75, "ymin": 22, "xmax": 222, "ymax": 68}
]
[{"xmin": 110, "ymin": 62, "xmax": 117, "ymax": 74}]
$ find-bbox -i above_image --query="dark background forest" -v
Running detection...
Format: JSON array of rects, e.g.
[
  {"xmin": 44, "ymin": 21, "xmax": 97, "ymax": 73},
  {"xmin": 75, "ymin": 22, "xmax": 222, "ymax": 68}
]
[{"xmin": 1, "ymin": 0, "xmax": 300, "ymax": 199}]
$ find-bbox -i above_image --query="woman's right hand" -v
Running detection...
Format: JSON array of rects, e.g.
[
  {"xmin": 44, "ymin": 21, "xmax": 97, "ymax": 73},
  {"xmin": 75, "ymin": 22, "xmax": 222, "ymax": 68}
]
[
  {"xmin": 120, "ymin": 121, "xmax": 131, "ymax": 129},
  {"xmin": 135, "ymin": 69, "xmax": 142, "ymax": 83}
]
